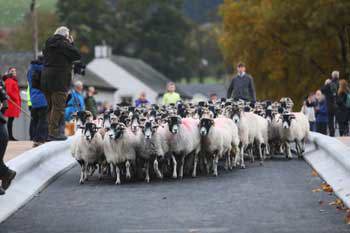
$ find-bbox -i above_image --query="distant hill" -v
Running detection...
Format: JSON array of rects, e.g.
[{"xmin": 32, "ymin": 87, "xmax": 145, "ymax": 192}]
[
  {"xmin": 0, "ymin": 0, "xmax": 223, "ymax": 28},
  {"xmin": 0, "ymin": 0, "xmax": 56, "ymax": 28}
]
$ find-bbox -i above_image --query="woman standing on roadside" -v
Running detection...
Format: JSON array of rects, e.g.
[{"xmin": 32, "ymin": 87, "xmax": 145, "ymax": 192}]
[
  {"xmin": 336, "ymin": 79, "xmax": 350, "ymax": 136},
  {"xmin": 2, "ymin": 67, "xmax": 21, "ymax": 141}
]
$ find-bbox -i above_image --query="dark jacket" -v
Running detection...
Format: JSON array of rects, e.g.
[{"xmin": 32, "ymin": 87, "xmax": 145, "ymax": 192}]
[
  {"xmin": 41, "ymin": 34, "xmax": 81, "ymax": 92},
  {"xmin": 336, "ymin": 92, "xmax": 349, "ymax": 123},
  {"xmin": 321, "ymin": 79, "xmax": 339, "ymax": 112},
  {"xmin": 27, "ymin": 61, "xmax": 47, "ymax": 108},
  {"xmin": 315, "ymin": 99, "xmax": 328, "ymax": 123},
  {"xmin": 227, "ymin": 73, "xmax": 256, "ymax": 102},
  {"xmin": 85, "ymin": 96, "xmax": 98, "ymax": 118}
]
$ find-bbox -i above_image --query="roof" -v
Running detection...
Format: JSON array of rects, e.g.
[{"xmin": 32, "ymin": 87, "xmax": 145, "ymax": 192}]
[
  {"xmin": 0, "ymin": 51, "xmax": 116, "ymax": 92},
  {"xmin": 177, "ymin": 83, "xmax": 228, "ymax": 99},
  {"xmin": 0, "ymin": 52, "xmax": 33, "ymax": 88},
  {"xmin": 74, "ymin": 68, "xmax": 117, "ymax": 92},
  {"xmin": 110, "ymin": 55, "xmax": 191, "ymax": 98}
]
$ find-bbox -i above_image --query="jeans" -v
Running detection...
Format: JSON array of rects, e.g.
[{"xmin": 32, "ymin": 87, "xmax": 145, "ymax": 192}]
[
  {"xmin": 0, "ymin": 123, "xmax": 9, "ymax": 176},
  {"xmin": 339, "ymin": 121, "xmax": 349, "ymax": 136},
  {"xmin": 309, "ymin": 122, "xmax": 316, "ymax": 132},
  {"xmin": 7, "ymin": 117, "xmax": 14, "ymax": 139},
  {"xmin": 317, "ymin": 122, "xmax": 328, "ymax": 135},
  {"xmin": 44, "ymin": 91, "xmax": 67, "ymax": 137},
  {"xmin": 31, "ymin": 107, "xmax": 48, "ymax": 142},
  {"xmin": 328, "ymin": 111, "xmax": 335, "ymax": 137}
]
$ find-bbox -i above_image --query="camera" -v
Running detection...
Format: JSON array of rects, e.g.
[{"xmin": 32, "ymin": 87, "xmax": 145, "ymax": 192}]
[{"xmin": 73, "ymin": 61, "xmax": 86, "ymax": 76}]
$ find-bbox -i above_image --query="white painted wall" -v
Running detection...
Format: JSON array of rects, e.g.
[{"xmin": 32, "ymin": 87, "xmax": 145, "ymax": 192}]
[
  {"xmin": 87, "ymin": 58, "xmax": 158, "ymax": 105},
  {"xmin": 94, "ymin": 91, "xmax": 114, "ymax": 104}
]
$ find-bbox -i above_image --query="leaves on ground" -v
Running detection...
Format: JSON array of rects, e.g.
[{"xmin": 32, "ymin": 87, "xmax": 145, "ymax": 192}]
[
  {"xmin": 311, "ymin": 170, "xmax": 319, "ymax": 177},
  {"xmin": 320, "ymin": 183, "xmax": 333, "ymax": 193}
]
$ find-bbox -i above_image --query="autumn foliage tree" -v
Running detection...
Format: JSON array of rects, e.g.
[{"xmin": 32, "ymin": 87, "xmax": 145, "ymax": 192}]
[{"xmin": 219, "ymin": 0, "xmax": 350, "ymax": 107}]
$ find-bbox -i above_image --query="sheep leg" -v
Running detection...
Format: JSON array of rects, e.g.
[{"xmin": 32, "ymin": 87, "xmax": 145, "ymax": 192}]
[
  {"xmin": 213, "ymin": 154, "xmax": 219, "ymax": 177},
  {"xmin": 240, "ymin": 146, "xmax": 246, "ymax": 169},
  {"xmin": 285, "ymin": 142, "xmax": 292, "ymax": 159},
  {"xmin": 224, "ymin": 151, "xmax": 229, "ymax": 171},
  {"xmin": 171, "ymin": 154, "xmax": 177, "ymax": 179},
  {"xmin": 230, "ymin": 146, "xmax": 238, "ymax": 170},
  {"xmin": 79, "ymin": 162, "xmax": 85, "ymax": 184},
  {"xmin": 153, "ymin": 159, "xmax": 163, "ymax": 179},
  {"xmin": 258, "ymin": 142, "xmax": 264, "ymax": 165},
  {"xmin": 83, "ymin": 163, "xmax": 89, "ymax": 182},
  {"xmin": 125, "ymin": 160, "xmax": 131, "ymax": 180},
  {"xmin": 192, "ymin": 153, "xmax": 199, "ymax": 177},
  {"xmin": 115, "ymin": 165, "xmax": 121, "ymax": 185},
  {"xmin": 250, "ymin": 145, "xmax": 255, "ymax": 163},
  {"xmin": 204, "ymin": 157, "xmax": 210, "ymax": 174},
  {"xmin": 179, "ymin": 155, "xmax": 186, "ymax": 179},
  {"xmin": 145, "ymin": 161, "xmax": 150, "ymax": 183},
  {"xmin": 98, "ymin": 164, "xmax": 103, "ymax": 180}
]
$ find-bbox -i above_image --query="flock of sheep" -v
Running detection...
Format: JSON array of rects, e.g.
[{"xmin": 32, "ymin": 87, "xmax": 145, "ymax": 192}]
[{"xmin": 70, "ymin": 97, "xmax": 310, "ymax": 184}]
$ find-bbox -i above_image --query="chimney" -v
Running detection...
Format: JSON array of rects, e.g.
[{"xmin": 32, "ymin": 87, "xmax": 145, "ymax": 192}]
[{"xmin": 94, "ymin": 45, "xmax": 112, "ymax": 58}]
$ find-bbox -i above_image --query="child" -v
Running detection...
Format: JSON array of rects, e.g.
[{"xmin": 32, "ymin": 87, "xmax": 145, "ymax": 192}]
[{"xmin": 162, "ymin": 82, "xmax": 181, "ymax": 105}]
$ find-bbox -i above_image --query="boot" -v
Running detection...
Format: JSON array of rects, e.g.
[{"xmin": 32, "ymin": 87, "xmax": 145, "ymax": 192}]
[{"xmin": 0, "ymin": 169, "xmax": 16, "ymax": 190}]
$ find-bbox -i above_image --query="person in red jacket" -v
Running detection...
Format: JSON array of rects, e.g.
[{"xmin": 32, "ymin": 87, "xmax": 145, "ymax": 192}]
[{"xmin": 2, "ymin": 67, "xmax": 21, "ymax": 141}]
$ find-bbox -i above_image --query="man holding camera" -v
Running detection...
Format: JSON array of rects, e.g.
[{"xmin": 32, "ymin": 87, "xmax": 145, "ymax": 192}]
[
  {"xmin": 41, "ymin": 26, "xmax": 81, "ymax": 141},
  {"xmin": 0, "ymin": 79, "xmax": 16, "ymax": 195}
]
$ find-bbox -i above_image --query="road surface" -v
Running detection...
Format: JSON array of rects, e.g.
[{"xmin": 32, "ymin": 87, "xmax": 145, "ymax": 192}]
[{"xmin": 1, "ymin": 154, "xmax": 349, "ymax": 233}]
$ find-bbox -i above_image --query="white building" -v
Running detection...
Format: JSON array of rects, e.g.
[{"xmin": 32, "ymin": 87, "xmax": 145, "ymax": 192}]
[{"xmin": 87, "ymin": 45, "xmax": 190, "ymax": 105}]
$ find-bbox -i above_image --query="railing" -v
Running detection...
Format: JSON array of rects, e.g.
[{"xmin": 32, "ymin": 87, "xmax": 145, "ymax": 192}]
[{"xmin": 305, "ymin": 132, "xmax": 350, "ymax": 208}]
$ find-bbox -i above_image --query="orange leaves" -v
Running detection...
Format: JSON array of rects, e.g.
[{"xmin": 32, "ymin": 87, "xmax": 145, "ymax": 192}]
[
  {"xmin": 311, "ymin": 169, "xmax": 318, "ymax": 177},
  {"xmin": 320, "ymin": 183, "xmax": 333, "ymax": 193},
  {"xmin": 345, "ymin": 209, "xmax": 350, "ymax": 224}
]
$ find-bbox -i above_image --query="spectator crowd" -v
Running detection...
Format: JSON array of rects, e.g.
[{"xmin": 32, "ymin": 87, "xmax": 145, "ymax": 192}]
[{"xmin": 302, "ymin": 70, "xmax": 350, "ymax": 136}]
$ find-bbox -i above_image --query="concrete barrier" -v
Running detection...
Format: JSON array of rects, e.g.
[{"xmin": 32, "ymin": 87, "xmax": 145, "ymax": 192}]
[
  {"xmin": 0, "ymin": 138, "xmax": 75, "ymax": 223},
  {"xmin": 305, "ymin": 132, "xmax": 350, "ymax": 208}
]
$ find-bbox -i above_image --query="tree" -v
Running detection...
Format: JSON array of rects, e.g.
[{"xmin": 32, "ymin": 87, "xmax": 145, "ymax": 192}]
[
  {"xmin": 7, "ymin": 11, "xmax": 59, "ymax": 52},
  {"xmin": 111, "ymin": 0, "xmax": 195, "ymax": 80},
  {"xmin": 219, "ymin": 0, "xmax": 350, "ymax": 108},
  {"xmin": 57, "ymin": 0, "xmax": 114, "ymax": 61}
]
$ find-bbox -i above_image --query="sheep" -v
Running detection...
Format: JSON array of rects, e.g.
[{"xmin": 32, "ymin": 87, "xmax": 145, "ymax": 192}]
[
  {"xmin": 73, "ymin": 122, "xmax": 104, "ymax": 184},
  {"xmin": 198, "ymin": 117, "xmax": 240, "ymax": 176},
  {"xmin": 137, "ymin": 120, "xmax": 169, "ymax": 182},
  {"xmin": 230, "ymin": 106, "xmax": 268, "ymax": 167},
  {"xmin": 265, "ymin": 108, "xmax": 283, "ymax": 156},
  {"xmin": 103, "ymin": 122, "xmax": 139, "ymax": 184},
  {"xmin": 70, "ymin": 111, "xmax": 94, "ymax": 159},
  {"xmin": 165, "ymin": 115, "xmax": 201, "ymax": 179},
  {"xmin": 279, "ymin": 112, "xmax": 309, "ymax": 159}
]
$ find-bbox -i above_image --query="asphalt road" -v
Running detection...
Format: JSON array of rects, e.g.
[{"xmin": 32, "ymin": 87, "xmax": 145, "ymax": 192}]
[{"xmin": 1, "ymin": 155, "xmax": 349, "ymax": 233}]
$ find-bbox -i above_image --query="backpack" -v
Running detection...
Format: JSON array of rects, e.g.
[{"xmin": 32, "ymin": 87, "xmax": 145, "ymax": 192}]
[{"xmin": 346, "ymin": 93, "xmax": 350, "ymax": 108}]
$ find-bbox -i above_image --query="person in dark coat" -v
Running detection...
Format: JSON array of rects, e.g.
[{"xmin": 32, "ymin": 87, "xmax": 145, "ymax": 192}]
[
  {"xmin": 41, "ymin": 26, "xmax": 81, "ymax": 141},
  {"xmin": 321, "ymin": 71, "xmax": 339, "ymax": 136},
  {"xmin": 315, "ymin": 90, "xmax": 328, "ymax": 135},
  {"xmin": 336, "ymin": 79, "xmax": 349, "ymax": 136},
  {"xmin": 2, "ymin": 67, "xmax": 21, "ymax": 141},
  {"xmin": 27, "ymin": 57, "xmax": 48, "ymax": 147},
  {"xmin": 0, "ymin": 79, "xmax": 16, "ymax": 195},
  {"xmin": 85, "ymin": 86, "xmax": 98, "ymax": 118},
  {"xmin": 227, "ymin": 62, "xmax": 256, "ymax": 102}
]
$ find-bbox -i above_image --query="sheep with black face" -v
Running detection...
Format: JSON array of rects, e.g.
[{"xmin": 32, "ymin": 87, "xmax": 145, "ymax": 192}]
[
  {"xmin": 279, "ymin": 112, "xmax": 309, "ymax": 159},
  {"xmin": 103, "ymin": 122, "xmax": 139, "ymax": 184},
  {"xmin": 73, "ymin": 122, "xmax": 104, "ymax": 184},
  {"xmin": 165, "ymin": 115, "xmax": 201, "ymax": 179},
  {"xmin": 199, "ymin": 117, "xmax": 240, "ymax": 176},
  {"xmin": 137, "ymin": 120, "xmax": 169, "ymax": 182}
]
